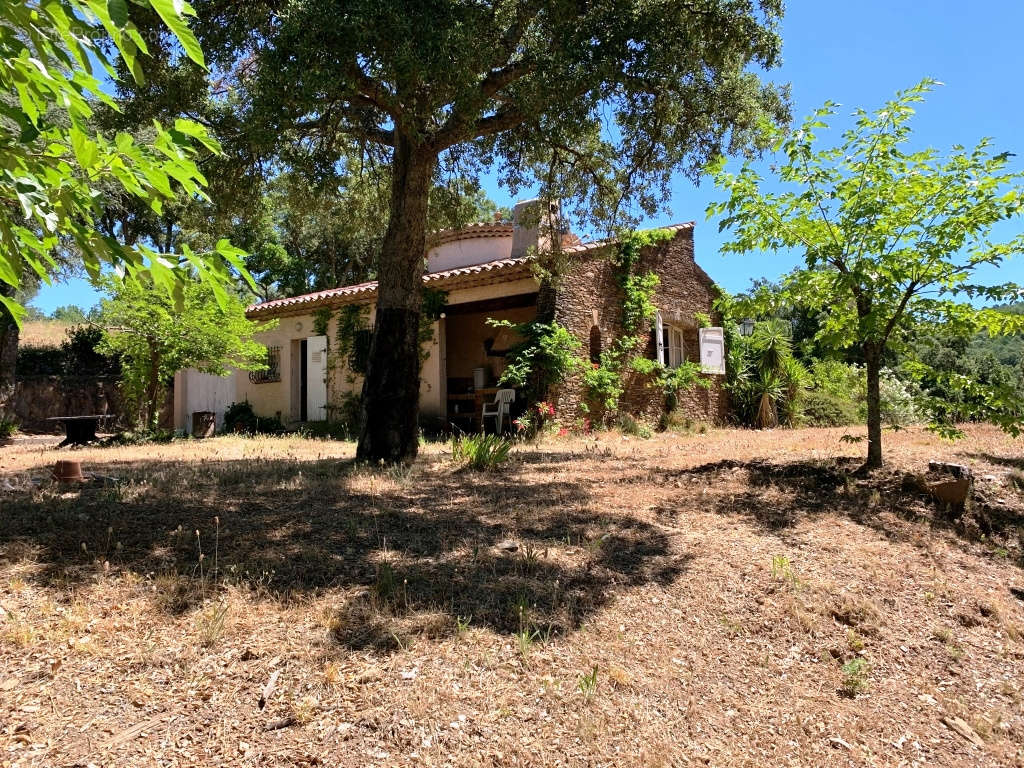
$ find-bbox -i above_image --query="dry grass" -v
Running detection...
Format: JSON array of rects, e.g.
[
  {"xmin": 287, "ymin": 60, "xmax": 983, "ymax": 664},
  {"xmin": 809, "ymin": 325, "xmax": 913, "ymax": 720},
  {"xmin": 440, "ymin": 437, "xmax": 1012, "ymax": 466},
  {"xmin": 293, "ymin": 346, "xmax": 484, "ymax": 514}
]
[
  {"xmin": 18, "ymin": 320, "xmax": 73, "ymax": 348},
  {"xmin": 1, "ymin": 425, "xmax": 1024, "ymax": 766}
]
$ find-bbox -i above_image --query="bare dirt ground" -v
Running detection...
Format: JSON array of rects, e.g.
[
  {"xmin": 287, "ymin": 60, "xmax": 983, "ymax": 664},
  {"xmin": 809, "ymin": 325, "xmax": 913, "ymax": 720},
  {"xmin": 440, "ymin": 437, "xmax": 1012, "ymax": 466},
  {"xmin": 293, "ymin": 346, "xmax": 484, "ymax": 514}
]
[{"xmin": 1, "ymin": 425, "xmax": 1023, "ymax": 767}]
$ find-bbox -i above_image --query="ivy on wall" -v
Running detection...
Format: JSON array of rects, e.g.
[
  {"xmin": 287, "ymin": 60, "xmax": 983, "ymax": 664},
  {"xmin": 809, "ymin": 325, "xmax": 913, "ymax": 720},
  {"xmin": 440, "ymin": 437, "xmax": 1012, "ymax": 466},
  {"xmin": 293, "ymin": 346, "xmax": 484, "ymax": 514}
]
[
  {"xmin": 418, "ymin": 288, "xmax": 449, "ymax": 363},
  {"xmin": 584, "ymin": 228, "xmax": 708, "ymax": 421}
]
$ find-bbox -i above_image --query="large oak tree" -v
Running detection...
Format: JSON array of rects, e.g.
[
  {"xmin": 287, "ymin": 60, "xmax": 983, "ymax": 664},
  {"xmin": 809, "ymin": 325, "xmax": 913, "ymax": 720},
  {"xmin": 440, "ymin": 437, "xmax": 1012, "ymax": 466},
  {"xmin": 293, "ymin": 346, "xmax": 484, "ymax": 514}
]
[{"xmin": 199, "ymin": 0, "xmax": 788, "ymax": 461}]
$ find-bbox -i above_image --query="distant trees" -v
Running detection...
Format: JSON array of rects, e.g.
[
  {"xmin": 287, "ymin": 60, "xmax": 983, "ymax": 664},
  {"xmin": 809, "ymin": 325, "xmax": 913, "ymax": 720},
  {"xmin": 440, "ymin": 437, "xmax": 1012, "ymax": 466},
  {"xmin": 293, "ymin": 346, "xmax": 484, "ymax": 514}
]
[{"xmin": 712, "ymin": 80, "xmax": 1024, "ymax": 468}]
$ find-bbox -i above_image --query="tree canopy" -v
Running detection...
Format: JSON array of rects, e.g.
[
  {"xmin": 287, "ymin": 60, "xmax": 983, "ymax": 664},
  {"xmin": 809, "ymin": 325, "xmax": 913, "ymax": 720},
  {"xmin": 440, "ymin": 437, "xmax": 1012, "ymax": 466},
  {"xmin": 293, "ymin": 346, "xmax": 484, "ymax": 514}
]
[
  {"xmin": 710, "ymin": 79, "xmax": 1024, "ymax": 467},
  {"xmin": 98, "ymin": 277, "xmax": 271, "ymax": 427},
  {"xmin": 183, "ymin": 0, "xmax": 789, "ymax": 461}
]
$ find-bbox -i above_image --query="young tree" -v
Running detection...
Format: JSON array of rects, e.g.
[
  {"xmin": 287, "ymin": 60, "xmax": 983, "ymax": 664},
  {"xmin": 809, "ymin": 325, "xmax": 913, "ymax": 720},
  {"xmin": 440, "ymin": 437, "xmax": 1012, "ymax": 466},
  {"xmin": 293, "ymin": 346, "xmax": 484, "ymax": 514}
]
[
  {"xmin": 196, "ymin": 0, "xmax": 789, "ymax": 462},
  {"xmin": 710, "ymin": 80, "xmax": 1024, "ymax": 468},
  {"xmin": 0, "ymin": 1, "xmax": 248, "ymax": 418},
  {"xmin": 98, "ymin": 279, "xmax": 272, "ymax": 427}
]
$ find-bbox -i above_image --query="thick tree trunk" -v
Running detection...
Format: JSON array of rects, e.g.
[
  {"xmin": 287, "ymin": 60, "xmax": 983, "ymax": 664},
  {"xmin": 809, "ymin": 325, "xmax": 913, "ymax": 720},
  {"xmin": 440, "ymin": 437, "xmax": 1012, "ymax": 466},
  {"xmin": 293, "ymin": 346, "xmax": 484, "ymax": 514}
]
[
  {"xmin": 0, "ymin": 283, "xmax": 18, "ymax": 422},
  {"xmin": 864, "ymin": 343, "xmax": 883, "ymax": 470},
  {"xmin": 357, "ymin": 135, "xmax": 435, "ymax": 463}
]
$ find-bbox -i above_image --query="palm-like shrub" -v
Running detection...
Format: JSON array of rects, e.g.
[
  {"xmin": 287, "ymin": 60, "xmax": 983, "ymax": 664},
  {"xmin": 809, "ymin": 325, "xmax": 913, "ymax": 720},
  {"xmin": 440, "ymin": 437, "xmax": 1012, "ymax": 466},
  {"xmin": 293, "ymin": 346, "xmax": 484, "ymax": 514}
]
[{"xmin": 729, "ymin": 322, "xmax": 807, "ymax": 428}]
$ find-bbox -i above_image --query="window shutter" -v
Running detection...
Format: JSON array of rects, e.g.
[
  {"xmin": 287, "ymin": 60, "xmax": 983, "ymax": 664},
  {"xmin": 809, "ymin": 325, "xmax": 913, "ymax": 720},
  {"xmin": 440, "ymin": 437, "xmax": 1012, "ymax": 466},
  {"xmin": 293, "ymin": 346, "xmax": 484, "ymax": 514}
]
[
  {"xmin": 698, "ymin": 327, "xmax": 726, "ymax": 375},
  {"xmin": 654, "ymin": 310, "xmax": 665, "ymax": 364}
]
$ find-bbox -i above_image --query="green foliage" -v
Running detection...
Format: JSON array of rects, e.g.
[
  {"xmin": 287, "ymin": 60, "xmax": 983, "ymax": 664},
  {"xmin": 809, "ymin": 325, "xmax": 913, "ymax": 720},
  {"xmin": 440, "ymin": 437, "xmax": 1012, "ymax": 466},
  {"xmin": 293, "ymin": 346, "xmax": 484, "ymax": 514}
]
[
  {"xmin": 324, "ymin": 392, "xmax": 363, "ymax": 439},
  {"xmin": 492, "ymin": 320, "xmax": 582, "ymax": 397},
  {"xmin": 841, "ymin": 658, "xmax": 870, "ymax": 696},
  {"xmin": 50, "ymin": 305, "xmax": 95, "ymax": 324},
  {"xmin": 333, "ymin": 305, "xmax": 371, "ymax": 376},
  {"xmin": 800, "ymin": 390, "xmax": 859, "ymax": 427},
  {"xmin": 223, "ymin": 401, "xmax": 284, "ymax": 435},
  {"xmin": 617, "ymin": 412, "xmax": 652, "ymax": 439},
  {"xmin": 728, "ymin": 321, "xmax": 807, "ymax": 428},
  {"xmin": 583, "ymin": 351, "xmax": 626, "ymax": 414},
  {"xmin": 621, "ymin": 272, "xmax": 661, "ymax": 336},
  {"xmin": 15, "ymin": 345, "xmax": 65, "ymax": 376},
  {"xmin": 0, "ymin": 1, "xmax": 250, "ymax": 325},
  {"xmin": 15, "ymin": 324, "xmax": 119, "ymax": 376},
  {"xmin": 61, "ymin": 325, "xmax": 120, "ymax": 376},
  {"xmin": 711, "ymin": 80, "xmax": 1024, "ymax": 463},
  {"xmin": 0, "ymin": 417, "xmax": 16, "ymax": 438},
  {"xmin": 98, "ymin": 278, "xmax": 273, "ymax": 426},
  {"xmin": 613, "ymin": 228, "xmax": 678, "ymax": 274},
  {"xmin": 450, "ymin": 433, "xmax": 513, "ymax": 471},
  {"xmin": 582, "ymin": 228, "xmax": 703, "ymax": 421},
  {"xmin": 312, "ymin": 307, "xmax": 333, "ymax": 339}
]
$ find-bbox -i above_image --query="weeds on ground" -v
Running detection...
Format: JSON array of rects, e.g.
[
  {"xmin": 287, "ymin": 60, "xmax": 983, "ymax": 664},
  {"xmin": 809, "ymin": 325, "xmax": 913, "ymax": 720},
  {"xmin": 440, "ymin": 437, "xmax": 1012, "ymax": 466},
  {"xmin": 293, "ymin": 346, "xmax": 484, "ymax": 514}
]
[
  {"xmin": 0, "ymin": 418, "xmax": 18, "ymax": 439},
  {"xmin": 618, "ymin": 413, "xmax": 652, "ymax": 439},
  {"xmin": 841, "ymin": 657, "xmax": 869, "ymax": 696},
  {"xmin": 196, "ymin": 601, "xmax": 229, "ymax": 647},
  {"xmin": 451, "ymin": 433, "xmax": 513, "ymax": 470},
  {"xmin": 577, "ymin": 665, "xmax": 599, "ymax": 702},
  {"xmin": 771, "ymin": 554, "xmax": 799, "ymax": 589}
]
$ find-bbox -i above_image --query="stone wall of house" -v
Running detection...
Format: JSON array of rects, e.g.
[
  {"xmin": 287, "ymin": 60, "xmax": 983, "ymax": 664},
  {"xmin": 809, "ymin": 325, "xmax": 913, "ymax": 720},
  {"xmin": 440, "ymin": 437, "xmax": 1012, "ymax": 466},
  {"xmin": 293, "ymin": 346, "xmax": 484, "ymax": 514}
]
[{"xmin": 550, "ymin": 227, "xmax": 729, "ymax": 425}]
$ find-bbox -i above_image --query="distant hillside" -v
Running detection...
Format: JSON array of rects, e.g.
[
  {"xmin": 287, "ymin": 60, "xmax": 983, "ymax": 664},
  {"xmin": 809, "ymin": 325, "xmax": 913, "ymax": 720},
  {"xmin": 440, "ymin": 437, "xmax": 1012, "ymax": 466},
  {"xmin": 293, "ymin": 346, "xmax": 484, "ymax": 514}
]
[
  {"xmin": 972, "ymin": 302, "xmax": 1024, "ymax": 367},
  {"xmin": 19, "ymin": 320, "xmax": 73, "ymax": 348}
]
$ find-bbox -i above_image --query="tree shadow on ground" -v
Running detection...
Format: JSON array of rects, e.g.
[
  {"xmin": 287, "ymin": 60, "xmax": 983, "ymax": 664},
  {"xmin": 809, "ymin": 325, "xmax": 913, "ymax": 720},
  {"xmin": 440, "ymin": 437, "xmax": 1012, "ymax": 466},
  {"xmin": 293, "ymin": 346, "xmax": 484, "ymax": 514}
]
[
  {"xmin": 0, "ymin": 452, "xmax": 688, "ymax": 650},
  {"xmin": 649, "ymin": 457, "xmax": 1024, "ymax": 558},
  {"xmin": 963, "ymin": 452, "xmax": 1024, "ymax": 472}
]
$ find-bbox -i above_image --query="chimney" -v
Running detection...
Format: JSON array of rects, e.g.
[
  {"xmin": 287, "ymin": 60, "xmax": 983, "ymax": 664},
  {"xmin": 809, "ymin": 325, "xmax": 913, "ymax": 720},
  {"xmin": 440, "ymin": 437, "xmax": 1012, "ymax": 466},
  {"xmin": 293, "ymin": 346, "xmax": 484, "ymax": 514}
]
[{"xmin": 511, "ymin": 198, "xmax": 562, "ymax": 258}]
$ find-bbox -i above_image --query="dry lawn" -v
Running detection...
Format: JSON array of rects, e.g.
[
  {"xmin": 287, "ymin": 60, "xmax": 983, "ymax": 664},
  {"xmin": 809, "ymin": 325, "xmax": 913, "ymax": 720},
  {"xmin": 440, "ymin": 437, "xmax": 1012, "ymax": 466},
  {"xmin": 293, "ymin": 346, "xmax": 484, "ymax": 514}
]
[{"xmin": 1, "ymin": 425, "xmax": 1023, "ymax": 767}]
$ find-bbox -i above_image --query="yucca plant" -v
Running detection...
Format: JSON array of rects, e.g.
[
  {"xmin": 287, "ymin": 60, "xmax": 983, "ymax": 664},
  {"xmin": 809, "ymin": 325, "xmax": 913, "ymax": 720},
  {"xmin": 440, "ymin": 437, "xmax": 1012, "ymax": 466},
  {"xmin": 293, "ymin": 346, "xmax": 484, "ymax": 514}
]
[{"xmin": 730, "ymin": 321, "xmax": 807, "ymax": 428}]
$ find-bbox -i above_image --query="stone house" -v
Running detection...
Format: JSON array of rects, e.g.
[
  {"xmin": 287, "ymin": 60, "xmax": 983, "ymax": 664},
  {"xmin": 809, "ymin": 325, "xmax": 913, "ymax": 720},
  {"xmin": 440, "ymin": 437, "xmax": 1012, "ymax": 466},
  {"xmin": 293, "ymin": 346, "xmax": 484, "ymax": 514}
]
[{"xmin": 172, "ymin": 200, "xmax": 727, "ymax": 433}]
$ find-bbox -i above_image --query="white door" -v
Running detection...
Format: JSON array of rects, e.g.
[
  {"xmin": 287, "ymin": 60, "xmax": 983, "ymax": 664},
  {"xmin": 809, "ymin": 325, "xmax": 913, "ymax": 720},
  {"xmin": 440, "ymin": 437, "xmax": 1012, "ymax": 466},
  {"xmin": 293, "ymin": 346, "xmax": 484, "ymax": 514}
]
[{"xmin": 306, "ymin": 335, "xmax": 328, "ymax": 421}]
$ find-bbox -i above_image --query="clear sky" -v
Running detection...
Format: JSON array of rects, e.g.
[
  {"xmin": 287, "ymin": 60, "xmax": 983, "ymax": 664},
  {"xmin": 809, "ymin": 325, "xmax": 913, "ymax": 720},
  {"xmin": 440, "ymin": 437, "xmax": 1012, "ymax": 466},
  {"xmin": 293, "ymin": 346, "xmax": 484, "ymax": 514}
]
[{"xmin": 30, "ymin": 0, "xmax": 1024, "ymax": 313}]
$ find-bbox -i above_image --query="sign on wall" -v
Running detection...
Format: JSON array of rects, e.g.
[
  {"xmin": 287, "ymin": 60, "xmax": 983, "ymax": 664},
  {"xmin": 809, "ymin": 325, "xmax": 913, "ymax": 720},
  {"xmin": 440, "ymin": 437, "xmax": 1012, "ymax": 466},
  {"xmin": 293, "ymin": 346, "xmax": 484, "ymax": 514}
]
[{"xmin": 698, "ymin": 327, "xmax": 726, "ymax": 375}]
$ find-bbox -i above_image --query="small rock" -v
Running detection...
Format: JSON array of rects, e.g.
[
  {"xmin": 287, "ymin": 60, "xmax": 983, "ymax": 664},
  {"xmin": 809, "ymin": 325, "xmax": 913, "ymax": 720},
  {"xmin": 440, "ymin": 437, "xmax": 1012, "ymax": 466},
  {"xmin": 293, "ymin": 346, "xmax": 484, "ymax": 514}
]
[
  {"xmin": 238, "ymin": 741, "xmax": 250, "ymax": 754},
  {"xmin": 494, "ymin": 539, "xmax": 518, "ymax": 553}
]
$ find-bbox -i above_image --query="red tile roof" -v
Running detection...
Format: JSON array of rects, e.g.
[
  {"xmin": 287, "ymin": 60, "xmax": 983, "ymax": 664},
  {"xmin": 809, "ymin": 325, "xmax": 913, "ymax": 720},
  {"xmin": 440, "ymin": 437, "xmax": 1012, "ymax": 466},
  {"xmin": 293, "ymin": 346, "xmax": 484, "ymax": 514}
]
[{"xmin": 245, "ymin": 222, "xmax": 695, "ymax": 318}]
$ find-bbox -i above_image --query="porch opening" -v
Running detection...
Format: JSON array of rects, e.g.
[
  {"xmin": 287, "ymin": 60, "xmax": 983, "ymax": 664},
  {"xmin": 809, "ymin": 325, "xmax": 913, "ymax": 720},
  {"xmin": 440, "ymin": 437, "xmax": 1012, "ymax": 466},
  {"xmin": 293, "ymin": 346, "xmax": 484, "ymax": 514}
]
[{"xmin": 441, "ymin": 292, "xmax": 537, "ymax": 432}]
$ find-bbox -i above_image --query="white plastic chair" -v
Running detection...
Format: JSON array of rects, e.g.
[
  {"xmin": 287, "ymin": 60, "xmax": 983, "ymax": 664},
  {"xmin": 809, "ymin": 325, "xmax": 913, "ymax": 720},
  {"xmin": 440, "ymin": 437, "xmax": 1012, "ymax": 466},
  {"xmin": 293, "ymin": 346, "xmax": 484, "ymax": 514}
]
[{"xmin": 481, "ymin": 388, "xmax": 515, "ymax": 433}]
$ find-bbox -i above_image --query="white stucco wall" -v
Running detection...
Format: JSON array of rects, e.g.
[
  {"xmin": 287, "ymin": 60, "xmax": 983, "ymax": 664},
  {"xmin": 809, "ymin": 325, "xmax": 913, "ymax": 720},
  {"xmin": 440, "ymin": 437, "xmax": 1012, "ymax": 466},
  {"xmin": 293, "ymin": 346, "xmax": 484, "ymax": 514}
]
[{"xmin": 426, "ymin": 236, "xmax": 513, "ymax": 272}]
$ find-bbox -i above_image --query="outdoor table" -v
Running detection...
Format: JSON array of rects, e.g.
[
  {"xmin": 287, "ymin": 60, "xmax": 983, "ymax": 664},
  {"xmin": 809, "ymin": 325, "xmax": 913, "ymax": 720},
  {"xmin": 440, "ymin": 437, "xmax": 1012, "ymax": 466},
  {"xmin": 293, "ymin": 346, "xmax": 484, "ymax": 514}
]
[{"xmin": 45, "ymin": 415, "xmax": 112, "ymax": 447}]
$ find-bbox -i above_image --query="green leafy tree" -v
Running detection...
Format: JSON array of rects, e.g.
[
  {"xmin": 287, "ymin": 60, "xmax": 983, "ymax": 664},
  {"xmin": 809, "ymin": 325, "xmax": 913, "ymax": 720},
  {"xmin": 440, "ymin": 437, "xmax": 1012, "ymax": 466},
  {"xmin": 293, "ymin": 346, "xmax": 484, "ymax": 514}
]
[
  {"xmin": 711, "ymin": 80, "xmax": 1024, "ymax": 468},
  {"xmin": 0, "ymin": 1, "xmax": 248, "ymax": 418},
  {"xmin": 193, "ymin": 0, "xmax": 789, "ymax": 462},
  {"xmin": 98, "ymin": 278, "xmax": 272, "ymax": 427}
]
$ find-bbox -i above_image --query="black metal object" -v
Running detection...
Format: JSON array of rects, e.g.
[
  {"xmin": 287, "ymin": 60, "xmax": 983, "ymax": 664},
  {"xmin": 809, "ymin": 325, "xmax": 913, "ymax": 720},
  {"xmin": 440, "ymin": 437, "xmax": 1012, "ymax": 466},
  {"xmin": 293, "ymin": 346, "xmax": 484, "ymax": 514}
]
[
  {"xmin": 249, "ymin": 346, "xmax": 282, "ymax": 384},
  {"xmin": 46, "ymin": 415, "xmax": 111, "ymax": 446}
]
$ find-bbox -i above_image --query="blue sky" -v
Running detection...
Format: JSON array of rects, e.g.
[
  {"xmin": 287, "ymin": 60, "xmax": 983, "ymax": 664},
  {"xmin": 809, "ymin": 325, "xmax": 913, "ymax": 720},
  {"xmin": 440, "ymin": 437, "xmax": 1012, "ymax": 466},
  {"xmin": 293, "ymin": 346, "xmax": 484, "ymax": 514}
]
[{"xmin": 31, "ymin": 0, "xmax": 1024, "ymax": 313}]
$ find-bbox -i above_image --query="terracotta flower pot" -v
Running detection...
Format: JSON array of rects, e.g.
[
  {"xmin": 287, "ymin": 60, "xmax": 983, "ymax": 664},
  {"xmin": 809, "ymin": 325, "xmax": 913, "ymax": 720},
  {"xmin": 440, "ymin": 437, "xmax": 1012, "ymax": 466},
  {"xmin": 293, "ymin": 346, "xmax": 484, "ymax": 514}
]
[{"xmin": 53, "ymin": 460, "xmax": 86, "ymax": 483}]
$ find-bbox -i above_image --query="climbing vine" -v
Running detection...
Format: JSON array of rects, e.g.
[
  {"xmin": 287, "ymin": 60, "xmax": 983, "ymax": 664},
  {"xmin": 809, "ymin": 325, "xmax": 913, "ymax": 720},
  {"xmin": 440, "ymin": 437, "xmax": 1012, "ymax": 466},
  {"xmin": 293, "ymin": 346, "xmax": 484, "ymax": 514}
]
[
  {"xmin": 335, "ymin": 304, "xmax": 370, "ymax": 375},
  {"xmin": 490, "ymin": 318, "xmax": 583, "ymax": 404},
  {"xmin": 312, "ymin": 306, "xmax": 333, "ymax": 339},
  {"xmin": 584, "ymin": 228, "xmax": 688, "ymax": 421},
  {"xmin": 418, "ymin": 288, "xmax": 449, "ymax": 362}
]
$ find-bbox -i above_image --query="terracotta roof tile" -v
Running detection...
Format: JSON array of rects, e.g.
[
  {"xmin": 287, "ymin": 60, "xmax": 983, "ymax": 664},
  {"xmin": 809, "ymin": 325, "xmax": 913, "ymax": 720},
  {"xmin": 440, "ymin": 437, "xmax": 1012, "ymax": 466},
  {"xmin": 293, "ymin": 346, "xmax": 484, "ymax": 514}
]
[{"xmin": 246, "ymin": 255, "xmax": 533, "ymax": 316}]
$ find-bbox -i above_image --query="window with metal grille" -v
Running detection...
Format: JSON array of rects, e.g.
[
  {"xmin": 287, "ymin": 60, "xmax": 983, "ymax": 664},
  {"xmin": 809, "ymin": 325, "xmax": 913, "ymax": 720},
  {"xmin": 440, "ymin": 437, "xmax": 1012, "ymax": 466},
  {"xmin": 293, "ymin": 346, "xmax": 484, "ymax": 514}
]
[{"xmin": 248, "ymin": 346, "xmax": 281, "ymax": 384}]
